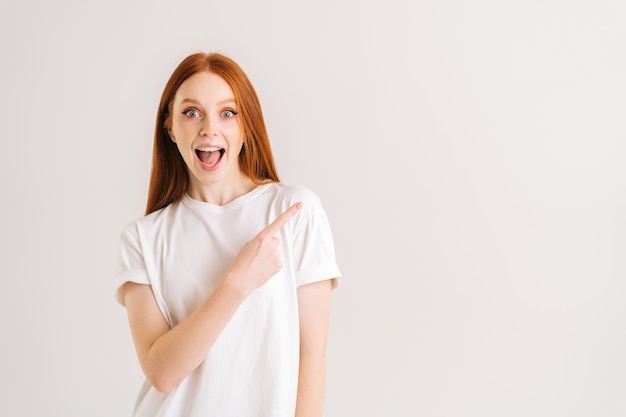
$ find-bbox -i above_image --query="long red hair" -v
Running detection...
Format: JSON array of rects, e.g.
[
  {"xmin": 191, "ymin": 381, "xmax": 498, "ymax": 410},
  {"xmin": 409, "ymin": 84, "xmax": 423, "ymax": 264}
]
[{"xmin": 145, "ymin": 52, "xmax": 280, "ymax": 214}]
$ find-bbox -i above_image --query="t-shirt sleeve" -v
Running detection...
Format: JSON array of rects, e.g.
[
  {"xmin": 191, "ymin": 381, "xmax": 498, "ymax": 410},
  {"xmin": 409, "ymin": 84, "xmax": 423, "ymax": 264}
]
[
  {"xmin": 114, "ymin": 224, "xmax": 151, "ymax": 306},
  {"xmin": 291, "ymin": 201, "xmax": 342, "ymax": 289}
]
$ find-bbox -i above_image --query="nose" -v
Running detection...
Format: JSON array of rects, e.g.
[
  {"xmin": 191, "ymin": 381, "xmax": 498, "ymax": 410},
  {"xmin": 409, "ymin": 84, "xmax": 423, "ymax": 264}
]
[{"xmin": 200, "ymin": 115, "xmax": 217, "ymax": 137}]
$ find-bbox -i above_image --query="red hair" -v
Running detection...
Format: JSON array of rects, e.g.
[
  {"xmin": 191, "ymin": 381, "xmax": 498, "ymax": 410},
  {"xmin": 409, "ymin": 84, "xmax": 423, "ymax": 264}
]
[{"xmin": 145, "ymin": 52, "xmax": 280, "ymax": 214}]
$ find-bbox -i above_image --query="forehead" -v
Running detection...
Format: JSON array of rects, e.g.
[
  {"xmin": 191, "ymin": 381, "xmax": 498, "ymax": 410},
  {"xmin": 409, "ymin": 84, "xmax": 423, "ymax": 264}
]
[{"xmin": 173, "ymin": 71, "xmax": 235, "ymax": 105}]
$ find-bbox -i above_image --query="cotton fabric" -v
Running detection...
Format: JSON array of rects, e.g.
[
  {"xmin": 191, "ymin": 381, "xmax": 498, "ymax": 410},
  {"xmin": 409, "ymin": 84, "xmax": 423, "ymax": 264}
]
[{"xmin": 115, "ymin": 183, "xmax": 341, "ymax": 417}]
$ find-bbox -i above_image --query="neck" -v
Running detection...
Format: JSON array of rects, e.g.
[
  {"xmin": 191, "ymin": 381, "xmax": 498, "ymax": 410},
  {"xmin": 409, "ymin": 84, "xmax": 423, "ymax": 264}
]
[{"xmin": 187, "ymin": 174, "xmax": 258, "ymax": 206}]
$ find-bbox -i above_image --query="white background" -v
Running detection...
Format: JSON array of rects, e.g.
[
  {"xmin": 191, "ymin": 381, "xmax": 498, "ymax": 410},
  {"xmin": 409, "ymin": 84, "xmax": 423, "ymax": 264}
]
[{"xmin": 1, "ymin": 1, "xmax": 625, "ymax": 416}]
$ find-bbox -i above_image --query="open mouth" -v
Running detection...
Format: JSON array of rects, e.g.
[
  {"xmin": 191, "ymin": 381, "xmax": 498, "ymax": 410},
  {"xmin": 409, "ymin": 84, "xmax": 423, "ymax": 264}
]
[{"xmin": 195, "ymin": 147, "xmax": 225, "ymax": 167}]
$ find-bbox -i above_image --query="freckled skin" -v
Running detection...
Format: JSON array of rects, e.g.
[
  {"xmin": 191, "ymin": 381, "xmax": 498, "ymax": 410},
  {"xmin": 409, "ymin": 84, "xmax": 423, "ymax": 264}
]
[{"xmin": 169, "ymin": 71, "xmax": 254, "ymax": 204}]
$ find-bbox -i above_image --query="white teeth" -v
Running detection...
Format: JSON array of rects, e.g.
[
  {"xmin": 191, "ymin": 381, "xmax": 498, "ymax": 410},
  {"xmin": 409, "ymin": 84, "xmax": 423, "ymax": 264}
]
[{"xmin": 197, "ymin": 146, "xmax": 221, "ymax": 152}]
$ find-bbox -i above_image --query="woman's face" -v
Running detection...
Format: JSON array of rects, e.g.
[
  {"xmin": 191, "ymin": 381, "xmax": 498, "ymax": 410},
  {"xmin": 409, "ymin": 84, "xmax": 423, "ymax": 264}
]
[{"xmin": 169, "ymin": 71, "xmax": 246, "ymax": 195}]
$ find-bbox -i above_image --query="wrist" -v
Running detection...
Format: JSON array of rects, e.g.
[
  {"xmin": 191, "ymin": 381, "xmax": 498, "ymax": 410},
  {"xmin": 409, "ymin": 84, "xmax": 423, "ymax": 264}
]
[{"xmin": 219, "ymin": 271, "xmax": 250, "ymax": 302}]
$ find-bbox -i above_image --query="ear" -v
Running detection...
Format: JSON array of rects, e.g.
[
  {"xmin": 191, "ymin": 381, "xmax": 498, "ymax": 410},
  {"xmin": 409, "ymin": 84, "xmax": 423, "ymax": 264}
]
[
  {"xmin": 163, "ymin": 108, "xmax": 175, "ymax": 142},
  {"xmin": 164, "ymin": 124, "xmax": 175, "ymax": 143}
]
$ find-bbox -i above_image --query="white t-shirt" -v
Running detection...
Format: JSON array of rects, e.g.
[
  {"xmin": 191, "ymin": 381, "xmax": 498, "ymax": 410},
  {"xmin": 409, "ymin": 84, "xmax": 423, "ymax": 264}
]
[{"xmin": 115, "ymin": 183, "xmax": 341, "ymax": 417}]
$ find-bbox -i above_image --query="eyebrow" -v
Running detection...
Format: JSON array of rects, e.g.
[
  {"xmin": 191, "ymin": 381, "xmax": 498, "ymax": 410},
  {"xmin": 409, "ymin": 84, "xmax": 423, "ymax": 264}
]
[{"xmin": 180, "ymin": 98, "xmax": 236, "ymax": 106}]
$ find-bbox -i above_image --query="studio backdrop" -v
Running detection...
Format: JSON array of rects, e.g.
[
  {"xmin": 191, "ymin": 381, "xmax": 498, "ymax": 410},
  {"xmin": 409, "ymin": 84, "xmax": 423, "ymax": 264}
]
[{"xmin": 1, "ymin": 1, "xmax": 624, "ymax": 416}]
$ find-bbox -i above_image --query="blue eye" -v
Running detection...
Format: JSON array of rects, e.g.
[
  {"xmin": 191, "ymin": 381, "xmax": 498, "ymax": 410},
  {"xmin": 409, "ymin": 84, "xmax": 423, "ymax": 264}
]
[
  {"xmin": 183, "ymin": 109, "xmax": 200, "ymax": 118},
  {"xmin": 221, "ymin": 109, "xmax": 238, "ymax": 118}
]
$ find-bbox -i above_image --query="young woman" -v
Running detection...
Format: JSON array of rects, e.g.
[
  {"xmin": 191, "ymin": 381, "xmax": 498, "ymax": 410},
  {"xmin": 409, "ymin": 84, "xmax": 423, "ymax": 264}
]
[{"xmin": 115, "ymin": 52, "xmax": 341, "ymax": 417}]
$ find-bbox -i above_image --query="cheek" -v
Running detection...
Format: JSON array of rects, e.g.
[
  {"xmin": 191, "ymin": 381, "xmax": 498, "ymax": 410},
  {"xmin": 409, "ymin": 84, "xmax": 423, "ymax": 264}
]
[
  {"xmin": 227, "ymin": 126, "xmax": 245, "ymax": 150},
  {"xmin": 233, "ymin": 135, "xmax": 245, "ymax": 154}
]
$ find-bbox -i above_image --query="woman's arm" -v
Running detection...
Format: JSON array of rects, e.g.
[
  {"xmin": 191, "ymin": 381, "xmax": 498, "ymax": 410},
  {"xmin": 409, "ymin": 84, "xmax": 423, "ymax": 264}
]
[
  {"xmin": 121, "ymin": 203, "xmax": 302, "ymax": 393},
  {"xmin": 122, "ymin": 277, "xmax": 245, "ymax": 393},
  {"xmin": 295, "ymin": 279, "xmax": 334, "ymax": 417}
]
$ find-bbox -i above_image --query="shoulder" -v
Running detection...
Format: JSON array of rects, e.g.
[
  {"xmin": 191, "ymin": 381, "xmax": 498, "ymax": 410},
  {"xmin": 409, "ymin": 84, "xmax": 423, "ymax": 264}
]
[
  {"xmin": 267, "ymin": 182, "xmax": 322, "ymax": 205},
  {"xmin": 265, "ymin": 183, "xmax": 325, "ymax": 215},
  {"xmin": 119, "ymin": 202, "xmax": 178, "ymax": 240}
]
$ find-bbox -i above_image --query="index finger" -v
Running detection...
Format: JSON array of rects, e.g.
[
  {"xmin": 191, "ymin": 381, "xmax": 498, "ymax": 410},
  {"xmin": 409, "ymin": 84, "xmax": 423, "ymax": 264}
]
[{"xmin": 258, "ymin": 202, "xmax": 302, "ymax": 238}]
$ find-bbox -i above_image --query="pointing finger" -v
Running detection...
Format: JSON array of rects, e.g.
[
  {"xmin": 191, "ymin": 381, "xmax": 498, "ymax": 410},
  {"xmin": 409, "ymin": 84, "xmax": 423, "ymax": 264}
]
[{"xmin": 258, "ymin": 203, "xmax": 302, "ymax": 238}]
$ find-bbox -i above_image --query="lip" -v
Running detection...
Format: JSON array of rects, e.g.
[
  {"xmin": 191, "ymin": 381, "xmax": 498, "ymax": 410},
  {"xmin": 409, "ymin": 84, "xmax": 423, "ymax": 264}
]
[
  {"xmin": 195, "ymin": 142, "xmax": 222, "ymax": 149},
  {"xmin": 195, "ymin": 143, "xmax": 225, "ymax": 171}
]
